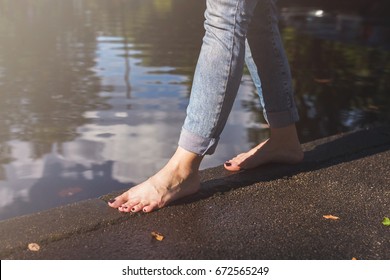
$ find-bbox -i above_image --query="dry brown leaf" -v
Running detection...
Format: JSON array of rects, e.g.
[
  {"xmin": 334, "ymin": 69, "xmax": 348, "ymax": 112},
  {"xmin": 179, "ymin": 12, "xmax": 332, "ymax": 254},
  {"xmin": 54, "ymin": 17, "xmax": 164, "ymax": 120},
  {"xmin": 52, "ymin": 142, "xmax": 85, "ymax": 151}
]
[
  {"xmin": 28, "ymin": 243, "xmax": 40, "ymax": 251},
  {"xmin": 151, "ymin": 231, "xmax": 164, "ymax": 241},
  {"xmin": 323, "ymin": 215, "xmax": 340, "ymax": 220}
]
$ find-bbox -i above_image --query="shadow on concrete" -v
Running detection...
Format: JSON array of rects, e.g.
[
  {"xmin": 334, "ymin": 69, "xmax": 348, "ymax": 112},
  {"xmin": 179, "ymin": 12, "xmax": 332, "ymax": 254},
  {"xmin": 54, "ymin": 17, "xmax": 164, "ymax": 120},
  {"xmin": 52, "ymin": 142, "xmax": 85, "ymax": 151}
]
[{"xmin": 171, "ymin": 126, "xmax": 390, "ymax": 206}]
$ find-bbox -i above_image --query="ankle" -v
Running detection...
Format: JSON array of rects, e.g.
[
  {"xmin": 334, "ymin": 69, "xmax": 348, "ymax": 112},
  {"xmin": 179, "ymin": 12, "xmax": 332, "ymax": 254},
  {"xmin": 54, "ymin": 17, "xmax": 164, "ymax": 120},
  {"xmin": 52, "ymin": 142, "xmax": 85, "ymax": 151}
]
[
  {"xmin": 269, "ymin": 124, "xmax": 301, "ymax": 145},
  {"xmin": 168, "ymin": 147, "xmax": 203, "ymax": 174}
]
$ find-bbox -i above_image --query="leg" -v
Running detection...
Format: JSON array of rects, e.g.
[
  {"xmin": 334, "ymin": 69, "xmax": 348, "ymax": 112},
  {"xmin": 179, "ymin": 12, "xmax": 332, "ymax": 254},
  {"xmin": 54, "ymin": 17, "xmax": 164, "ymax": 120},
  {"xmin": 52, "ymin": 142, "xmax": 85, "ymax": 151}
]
[
  {"xmin": 244, "ymin": 39, "xmax": 266, "ymax": 121},
  {"xmin": 109, "ymin": 0, "xmax": 259, "ymax": 212},
  {"xmin": 225, "ymin": 0, "xmax": 303, "ymax": 171},
  {"xmin": 179, "ymin": 0, "xmax": 259, "ymax": 156}
]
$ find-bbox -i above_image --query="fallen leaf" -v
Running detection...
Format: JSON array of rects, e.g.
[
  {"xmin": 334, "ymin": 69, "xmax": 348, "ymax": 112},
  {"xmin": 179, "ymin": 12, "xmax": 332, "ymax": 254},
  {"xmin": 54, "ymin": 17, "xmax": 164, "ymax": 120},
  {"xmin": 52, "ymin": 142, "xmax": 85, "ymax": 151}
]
[
  {"xmin": 323, "ymin": 215, "xmax": 340, "ymax": 220},
  {"xmin": 382, "ymin": 217, "xmax": 390, "ymax": 226},
  {"xmin": 28, "ymin": 243, "xmax": 40, "ymax": 251},
  {"xmin": 151, "ymin": 231, "xmax": 164, "ymax": 241}
]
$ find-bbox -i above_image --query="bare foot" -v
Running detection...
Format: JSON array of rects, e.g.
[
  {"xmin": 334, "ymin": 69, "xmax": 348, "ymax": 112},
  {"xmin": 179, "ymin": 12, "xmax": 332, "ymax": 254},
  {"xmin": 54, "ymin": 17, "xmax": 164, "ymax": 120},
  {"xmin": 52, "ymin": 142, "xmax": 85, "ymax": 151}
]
[
  {"xmin": 224, "ymin": 125, "xmax": 304, "ymax": 171},
  {"xmin": 108, "ymin": 147, "xmax": 202, "ymax": 213}
]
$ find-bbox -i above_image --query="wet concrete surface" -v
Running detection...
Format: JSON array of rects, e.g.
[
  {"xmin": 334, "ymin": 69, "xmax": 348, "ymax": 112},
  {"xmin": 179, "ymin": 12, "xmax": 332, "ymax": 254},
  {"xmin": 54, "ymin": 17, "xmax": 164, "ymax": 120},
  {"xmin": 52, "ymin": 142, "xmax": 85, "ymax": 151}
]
[{"xmin": 0, "ymin": 126, "xmax": 389, "ymax": 260}]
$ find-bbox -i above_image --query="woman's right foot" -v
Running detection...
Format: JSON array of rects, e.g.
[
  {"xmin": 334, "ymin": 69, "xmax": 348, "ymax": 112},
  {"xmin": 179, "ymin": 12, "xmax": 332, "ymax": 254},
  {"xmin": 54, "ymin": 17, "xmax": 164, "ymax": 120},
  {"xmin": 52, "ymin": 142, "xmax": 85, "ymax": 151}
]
[{"xmin": 108, "ymin": 147, "xmax": 202, "ymax": 213}]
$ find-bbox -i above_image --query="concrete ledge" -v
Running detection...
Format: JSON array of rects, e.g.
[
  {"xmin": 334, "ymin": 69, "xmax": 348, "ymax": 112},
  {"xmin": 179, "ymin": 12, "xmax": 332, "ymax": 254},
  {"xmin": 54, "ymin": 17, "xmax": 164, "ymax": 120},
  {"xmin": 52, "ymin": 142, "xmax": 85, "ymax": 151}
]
[
  {"xmin": 0, "ymin": 199, "xmax": 127, "ymax": 258},
  {"xmin": 1, "ymin": 126, "xmax": 389, "ymax": 259}
]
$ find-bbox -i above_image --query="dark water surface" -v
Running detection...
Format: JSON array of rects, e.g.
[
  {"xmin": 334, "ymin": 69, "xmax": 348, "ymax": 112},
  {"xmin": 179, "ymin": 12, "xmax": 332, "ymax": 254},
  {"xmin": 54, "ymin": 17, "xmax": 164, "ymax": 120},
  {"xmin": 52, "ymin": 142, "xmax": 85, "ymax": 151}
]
[{"xmin": 0, "ymin": 0, "xmax": 389, "ymax": 221}]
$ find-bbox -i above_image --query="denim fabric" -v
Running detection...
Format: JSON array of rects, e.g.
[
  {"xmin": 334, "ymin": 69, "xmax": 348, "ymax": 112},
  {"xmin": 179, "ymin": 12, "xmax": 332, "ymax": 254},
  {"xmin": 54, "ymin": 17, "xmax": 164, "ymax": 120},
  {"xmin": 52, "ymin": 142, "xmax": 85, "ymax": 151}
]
[
  {"xmin": 179, "ymin": 0, "xmax": 299, "ymax": 156},
  {"xmin": 244, "ymin": 39, "xmax": 266, "ymax": 122},
  {"xmin": 247, "ymin": 0, "xmax": 299, "ymax": 128}
]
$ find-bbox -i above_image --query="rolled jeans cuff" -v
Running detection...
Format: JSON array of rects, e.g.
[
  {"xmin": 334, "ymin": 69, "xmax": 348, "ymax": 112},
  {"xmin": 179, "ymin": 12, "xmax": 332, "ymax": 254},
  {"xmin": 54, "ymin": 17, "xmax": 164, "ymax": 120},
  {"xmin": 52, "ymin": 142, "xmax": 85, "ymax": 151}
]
[
  {"xmin": 266, "ymin": 107, "xmax": 299, "ymax": 128},
  {"xmin": 178, "ymin": 128, "xmax": 218, "ymax": 156}
]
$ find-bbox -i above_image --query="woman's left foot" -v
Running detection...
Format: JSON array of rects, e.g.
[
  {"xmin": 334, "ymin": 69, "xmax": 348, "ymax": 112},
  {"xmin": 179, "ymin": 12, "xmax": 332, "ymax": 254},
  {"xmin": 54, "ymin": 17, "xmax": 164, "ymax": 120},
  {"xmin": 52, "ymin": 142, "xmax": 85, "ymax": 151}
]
[{"xmin": 224, "ymin": 125, "xmax": 303, "ymax": 171}]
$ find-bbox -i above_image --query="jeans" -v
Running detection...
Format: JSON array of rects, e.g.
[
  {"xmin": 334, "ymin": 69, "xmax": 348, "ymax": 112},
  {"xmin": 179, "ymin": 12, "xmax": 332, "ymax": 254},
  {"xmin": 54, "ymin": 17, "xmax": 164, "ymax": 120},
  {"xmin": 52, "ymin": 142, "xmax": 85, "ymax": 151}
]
[{"xmin": 178, "ymin": 0, "xmax": 299, "ymax": 156}]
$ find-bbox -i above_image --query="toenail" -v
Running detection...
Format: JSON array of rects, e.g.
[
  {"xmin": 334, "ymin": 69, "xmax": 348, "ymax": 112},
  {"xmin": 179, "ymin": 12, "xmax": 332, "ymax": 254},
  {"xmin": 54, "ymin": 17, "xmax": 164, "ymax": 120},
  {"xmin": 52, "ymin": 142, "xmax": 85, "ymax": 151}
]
[
  {"xmin": 131, "ymin": 208, "xmax": 136, "ymax": 212},
  {"xmin": 108, "ymin": 199, "xmax": 116, "ymax": 203},
  {"xmin": 225, "ymin": 162, "xmax": 232, "ymax": 166}
]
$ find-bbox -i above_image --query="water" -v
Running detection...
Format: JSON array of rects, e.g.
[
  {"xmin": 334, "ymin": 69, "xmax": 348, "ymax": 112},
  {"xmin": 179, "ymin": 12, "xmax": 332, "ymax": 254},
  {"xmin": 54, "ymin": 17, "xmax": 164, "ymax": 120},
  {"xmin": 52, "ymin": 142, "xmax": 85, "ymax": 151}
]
[{"xmin": 0, "ymin": 0, "xmax": 389, "ymax": 221}]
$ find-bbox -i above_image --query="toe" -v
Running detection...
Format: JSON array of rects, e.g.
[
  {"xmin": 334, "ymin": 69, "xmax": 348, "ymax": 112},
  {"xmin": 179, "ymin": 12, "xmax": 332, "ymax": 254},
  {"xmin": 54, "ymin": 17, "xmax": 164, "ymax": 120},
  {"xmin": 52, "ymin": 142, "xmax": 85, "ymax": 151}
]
[
  {"xmin": 224, "ymin": 161, "xmax": 241, "ymax": 171},
  {"xmin": 118, "ymin": 198, "xmax": 140, "ymax": 212},
  {"xmin": 142, "ymin": 202, "xmax": 158, "ymax": 213},
  {"xmin": 108, "ymin": 192, "xmax": 130, "ymax": 208},
  {"xmin": 118, "ymin": 205, "xmax": 131, "ymax": 212},
  {"xmin": 130, "ymin": 202, "xmax": 146, "ymax": 213}
]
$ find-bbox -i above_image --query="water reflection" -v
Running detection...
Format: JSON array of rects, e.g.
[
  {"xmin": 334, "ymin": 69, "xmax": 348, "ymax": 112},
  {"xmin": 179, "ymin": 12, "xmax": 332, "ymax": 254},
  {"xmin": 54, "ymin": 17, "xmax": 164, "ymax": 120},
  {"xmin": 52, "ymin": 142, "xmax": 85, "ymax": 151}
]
[
  {"xmin": 279, "ymin": 1, "xmax": 390, "ymax": 47},
  {"xmin": 0, "ymin": 0, "xmax": 389, "ymax": 220},
  {"xmin": 276, "ymin": 1, "xmax": 390, "ymax": 141},
  {"xmin": 0, "ymin": 0, "xmax": 253, "ymax": 220}
]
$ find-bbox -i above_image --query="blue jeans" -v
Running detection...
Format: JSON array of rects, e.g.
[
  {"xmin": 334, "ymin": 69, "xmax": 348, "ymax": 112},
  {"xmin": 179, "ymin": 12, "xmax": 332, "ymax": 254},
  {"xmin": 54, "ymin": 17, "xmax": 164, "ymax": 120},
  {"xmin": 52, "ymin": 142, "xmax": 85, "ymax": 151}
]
[{"xmin": 179, "ymin": 0, "xmax": 299, "ymax": 155}]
